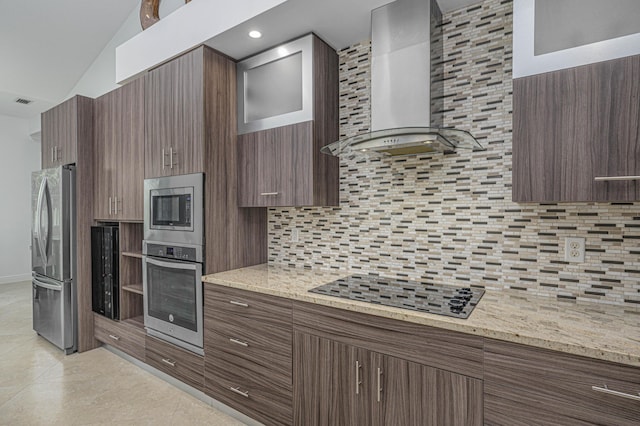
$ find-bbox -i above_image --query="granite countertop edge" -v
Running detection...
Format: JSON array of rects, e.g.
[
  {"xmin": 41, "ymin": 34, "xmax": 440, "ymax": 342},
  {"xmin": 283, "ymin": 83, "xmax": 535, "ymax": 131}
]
[{"xmin": 202, "ymin": 264, "xmax": 640, "ymax": 368}]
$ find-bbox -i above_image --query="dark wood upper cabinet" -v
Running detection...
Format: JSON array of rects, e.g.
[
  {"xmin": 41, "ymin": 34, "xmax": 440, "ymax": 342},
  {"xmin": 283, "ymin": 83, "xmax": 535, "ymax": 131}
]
[
  {"xmin": 145, "ymin": 47, "xmax": 207, "ymax": 178},
  {"xmin": 513, "ymin": 54, "xmax": 640, "ymax": 202},
  {"xmin": 93, "ymin": 78, "xmax": 145, "ymax": 221},
  {"xmin": 237, "ymin": 35, "xmax": 339, "ymax": 207},
  {"xmin": 41, "ymin": 95, "xmax": 93, "ymax": 168}
]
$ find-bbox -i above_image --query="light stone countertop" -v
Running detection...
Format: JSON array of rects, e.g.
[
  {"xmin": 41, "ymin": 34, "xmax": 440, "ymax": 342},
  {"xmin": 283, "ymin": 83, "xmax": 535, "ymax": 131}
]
[{"xmin": 202, "ymin": 263, "xmax": 640, "ymax": 367}]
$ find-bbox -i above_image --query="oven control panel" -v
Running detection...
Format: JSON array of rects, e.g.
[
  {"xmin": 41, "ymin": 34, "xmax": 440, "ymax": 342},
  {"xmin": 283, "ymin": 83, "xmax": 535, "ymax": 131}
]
[{"xmin": 144, "ymin": 242, "xmax": 199, "ymax": 262}]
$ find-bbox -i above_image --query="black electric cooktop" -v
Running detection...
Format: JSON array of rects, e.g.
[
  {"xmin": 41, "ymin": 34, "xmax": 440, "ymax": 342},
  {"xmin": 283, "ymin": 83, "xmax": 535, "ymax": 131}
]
[{"xmin": 309, "ymin": 275, "xmax": 484, "ymax": 319}]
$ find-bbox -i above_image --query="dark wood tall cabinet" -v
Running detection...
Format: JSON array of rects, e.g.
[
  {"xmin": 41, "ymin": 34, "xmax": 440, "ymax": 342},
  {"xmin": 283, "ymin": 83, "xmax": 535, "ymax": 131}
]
[
  {"xmin": 41, "ymin": 95, "xmax": 97, "ymax": 352},
  {"xmin": 513, "ymin": 54, "xmax": 640, "ymax": 202},
  {"xmin": 145, "ymin": 45, "xmax": 266, "ymax": 274},
  {"xmin": 237, "ymin": 35, "xmax": 339, "ymax": 207},
  {"xmin": 94, "ymin": 78, "xmax": 145, "ymax": 221},
  {"xmin": 145, "ymin": 46, "xmax": 206, "ymax": 178},
  {"xmin": 41, "ymin": 95, "xmax": 92, "ymax": 168}
]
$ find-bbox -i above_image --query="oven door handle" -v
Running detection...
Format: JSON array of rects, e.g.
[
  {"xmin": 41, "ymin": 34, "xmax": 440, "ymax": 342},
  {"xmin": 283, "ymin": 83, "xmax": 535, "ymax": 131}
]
[{"xmin": 143, "ymin": 255, "xmax": 200, "ymax": 271}]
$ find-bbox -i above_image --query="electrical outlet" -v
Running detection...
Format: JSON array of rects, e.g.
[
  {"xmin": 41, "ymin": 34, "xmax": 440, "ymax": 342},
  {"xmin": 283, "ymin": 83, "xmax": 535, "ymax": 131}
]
[
  {"xmin": 290, "ymin": 228, "xmax": 299, "ymax": 243},
  {"xmin": 564, "ymin": 237, "xmax": 585, "ymax": 263}
]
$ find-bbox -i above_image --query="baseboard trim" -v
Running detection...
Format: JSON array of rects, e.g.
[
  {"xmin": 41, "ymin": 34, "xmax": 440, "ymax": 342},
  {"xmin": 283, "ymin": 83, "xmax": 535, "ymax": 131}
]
[{"xmin": 0, "ymin": 273, "xmax": 31, "ymax": 285}]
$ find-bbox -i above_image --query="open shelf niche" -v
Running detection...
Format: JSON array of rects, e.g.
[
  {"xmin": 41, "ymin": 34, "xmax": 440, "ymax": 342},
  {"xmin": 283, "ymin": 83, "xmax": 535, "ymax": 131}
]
[{"xmin": 119, "ymin": 222, "xmax": 144, "ymax": 323}]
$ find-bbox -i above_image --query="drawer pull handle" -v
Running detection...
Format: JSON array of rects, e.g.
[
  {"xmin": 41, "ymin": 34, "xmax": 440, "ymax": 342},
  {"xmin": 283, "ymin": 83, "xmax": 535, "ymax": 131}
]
[
  {"xmin": 229, "ymin": 338, "xmax": 249, "ymax": 347},
  {"xmin": 229, "ymin": 300, "xmax": 249, "ymax": 308},
  {"xmin": 161, "ymin": 358, "xmax": 176, "ymax": 367},
  {"xmin": 108, "ymin": 334, "xmax": 120, "ymax": 341},
  {"xmin": 592, "ymin": 385, "xmax": 640, "ymax": 401},
  {"xmin": 229, "ymin": 386, "xmax": 249, "ymax": 398},
  {"xmin": 594, "ymin": 175, "xmax": 640, "ymax": 182},
  {"xmin": 259, "ymin": 192, "xmax": 279, "ymax": 196},
  {"xmin": 377, "ymin": 367, "xmax": 383, "ymax": 402}
]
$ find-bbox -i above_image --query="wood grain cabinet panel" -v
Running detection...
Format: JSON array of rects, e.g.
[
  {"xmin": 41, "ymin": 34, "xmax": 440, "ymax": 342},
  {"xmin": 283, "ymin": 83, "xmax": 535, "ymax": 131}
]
[
  {"xmin": 237, "ymin": 35, "xmax": 339, "ymax": 207},
  {"xmin": 293, "ymin": 331, "xmax": 483, "ymax": 426},
  {"xmin": 145, "ymin": 47, "xmax": 204, "ymax": 178},
  {"xmin": 513, "ymin": 54, "xmax": 640, "ymax": 202},
  {"xmin": 145, "ymin": 335, "xmax": 204, "ymax": 391},
  {"xmin": 93, "ymin": 78, "xmax": 145, "ymax": 221},
  {"xmin": 293, "ymin": 301, "xmax": 484, "ymax": 379},
  {"xmin": 206, "ymin": 358, "xmax": 293, "ymax": 426},
  {"xmin": 203, "ymin": 284, "xmax": 293, "ymax": 425},
  {"xmin": 93, "ymin": 314, "xmax": 145, "ymax": 361},
  {"xmin": 41, "ymin": 96, "xmax": 86, "ymax": 168},
  {"xmin": 484, "ymin": 339, "xmax": 640, "ymax": 425}
]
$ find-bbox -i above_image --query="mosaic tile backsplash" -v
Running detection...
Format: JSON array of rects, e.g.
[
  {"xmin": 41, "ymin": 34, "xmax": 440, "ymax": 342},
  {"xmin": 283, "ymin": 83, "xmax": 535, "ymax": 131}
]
[{"xmin": 268, "ymin": 0, "xmax": 640, "ymax": 308}]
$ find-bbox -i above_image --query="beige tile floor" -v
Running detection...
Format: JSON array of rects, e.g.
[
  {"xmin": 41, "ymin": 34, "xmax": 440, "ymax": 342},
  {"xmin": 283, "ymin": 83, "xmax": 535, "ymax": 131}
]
[{"xmin": 0, "ymin": 281, "xmax": 245, "ymax": 425}]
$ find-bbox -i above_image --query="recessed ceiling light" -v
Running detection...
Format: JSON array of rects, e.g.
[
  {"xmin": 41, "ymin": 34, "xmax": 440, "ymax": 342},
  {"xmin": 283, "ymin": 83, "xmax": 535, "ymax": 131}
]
[{"xmin": 248, "ymin": 30, "xmax": 262, "ymax": 39}]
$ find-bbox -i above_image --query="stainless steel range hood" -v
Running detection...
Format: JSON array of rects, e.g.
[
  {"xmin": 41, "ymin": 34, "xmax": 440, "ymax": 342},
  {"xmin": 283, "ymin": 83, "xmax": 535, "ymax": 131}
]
[{"xmin": 322, "ymin": 0, "xmax": 484, "ymax": 157}]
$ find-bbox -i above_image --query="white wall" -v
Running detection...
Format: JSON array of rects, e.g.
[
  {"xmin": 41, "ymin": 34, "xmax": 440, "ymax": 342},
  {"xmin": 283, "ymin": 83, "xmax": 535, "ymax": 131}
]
[
  {"xmin": 67, "ymin": 0, "xmax": 184, "ymax": 99},
  {"xmin": 0, "ymin": 115, "xmax": 40, "ymax": 283}
]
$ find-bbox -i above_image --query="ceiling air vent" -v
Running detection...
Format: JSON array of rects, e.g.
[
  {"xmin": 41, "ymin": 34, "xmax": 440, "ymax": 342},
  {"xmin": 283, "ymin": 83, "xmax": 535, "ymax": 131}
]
[{"xmin": 14, "ymin": 98, "xmax": 33, "ymax": 105}]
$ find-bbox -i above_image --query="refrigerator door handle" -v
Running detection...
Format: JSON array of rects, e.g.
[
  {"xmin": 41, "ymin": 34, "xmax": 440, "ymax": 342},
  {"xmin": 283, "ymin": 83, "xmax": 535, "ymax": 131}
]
[
  {"xmin": 35, "ymin": 177, "xmax": 48, "ymax": 266},
  {"xmin": 33, "ymin": 276, "xmax": 63, "ymax": 292}
]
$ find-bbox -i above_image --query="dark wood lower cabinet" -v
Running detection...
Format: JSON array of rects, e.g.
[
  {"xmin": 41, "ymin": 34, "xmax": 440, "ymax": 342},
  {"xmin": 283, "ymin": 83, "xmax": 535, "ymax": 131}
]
[
  {"xmin": 93, "ymin": 313, "xmax": 145, "ymax": 362},
  {"xmin": 484, "ymin": 339, "xmax": 640, "ymax": 425},
  {"xmin": 145, "ymin": 336, "xmax": 205, "ymax": 392},
  {"xmin": 293, "ymin": 331, "xmax": 483, "ymax": 426}
]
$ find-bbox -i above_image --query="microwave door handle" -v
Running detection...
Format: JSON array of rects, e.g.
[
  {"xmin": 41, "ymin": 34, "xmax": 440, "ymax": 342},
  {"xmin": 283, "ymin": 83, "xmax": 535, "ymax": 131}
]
[{"xmin": 144, "ymin": 256, "xmax": 199, "ymax": 271}]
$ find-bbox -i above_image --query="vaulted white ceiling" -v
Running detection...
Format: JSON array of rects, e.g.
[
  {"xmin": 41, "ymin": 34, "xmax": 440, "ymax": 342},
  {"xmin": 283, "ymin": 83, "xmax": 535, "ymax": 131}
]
[
  {"xmin": 0, "ymin": 0, "xmax": 479, "ymax": 120},
  {"xmin": 0, "ymin": 0, "xmax": 137, "ymax": 118}
]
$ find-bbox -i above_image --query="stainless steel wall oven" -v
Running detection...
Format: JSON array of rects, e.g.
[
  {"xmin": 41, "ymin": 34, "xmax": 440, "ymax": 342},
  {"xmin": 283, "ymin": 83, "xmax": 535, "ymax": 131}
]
[{"xmin": 143, "ymin": 173, "xmax": 204, "ymax": 355}]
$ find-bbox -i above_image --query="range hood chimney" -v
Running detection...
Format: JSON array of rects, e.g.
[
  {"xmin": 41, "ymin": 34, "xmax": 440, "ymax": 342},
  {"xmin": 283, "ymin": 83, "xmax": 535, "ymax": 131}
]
[{"xmin": 322, "ymin": 0, "xmax": 484, "ymax": 157}]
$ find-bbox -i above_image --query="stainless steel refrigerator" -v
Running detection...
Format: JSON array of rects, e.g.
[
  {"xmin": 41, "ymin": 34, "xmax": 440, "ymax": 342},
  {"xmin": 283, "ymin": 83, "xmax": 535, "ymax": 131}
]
[{"xmin": 31, "ymin": 165, "xmax": 77, "ymax": 354}]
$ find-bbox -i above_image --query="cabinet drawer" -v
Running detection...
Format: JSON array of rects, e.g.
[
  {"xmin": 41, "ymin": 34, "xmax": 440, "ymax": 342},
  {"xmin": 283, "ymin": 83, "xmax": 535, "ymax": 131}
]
[
  {"xmin": 145, "ymin": 336, "xmax": 204, "ymax": 391},
  {"xmin": 94, "ymin": 314, "xmax": 145, "ymax": 361},
  {"xmin": 206, "ymin": 342, "xmax": 291, "ymax": 391},
  {"xmin": 204, "ymin": 283, "xmax": 292, "ymax": 327},
  {"xmin": 205, "ymin": 315, "xmax": 291, "ymax": 366},
  {"xmin": 293, "ymin": 301, "xmax": 484, "ymax": 379},
  {"xmin": 485, "ymin": 339, "xmax": 640, "ymax": 425},
  {"xmin": 205, "ymin": 360, "xmax": 292, "ymax": 426}
]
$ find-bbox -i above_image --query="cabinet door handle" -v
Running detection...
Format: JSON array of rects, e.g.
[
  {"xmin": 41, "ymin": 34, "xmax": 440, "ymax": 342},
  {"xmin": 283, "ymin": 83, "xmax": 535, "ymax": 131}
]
[
  {"xmin": 170, "ymin": 147, "xmax": 176, "ymax": 169},
  {"xmin": 108, "ymin": 197, "xmax": 112, "ymax": 216},
  {"xmin": 594, "ymin": 176, "xmax": 640, "ymax": 182},
  {"xmin": 56, "ymin": 146, "xmax": 61, "ymax": 161},
  {"xmin": 355, "ymin": 360, "xmax": 362, "ymax": 395},
  {"xmin": 229, "ymin": 300, "xmax": 249, "ymax": 308},
  {"xmin": 162, "ymin": 148, "xmax": 166, "ymax": 170},
  {"xmin": 260, "ymin": 192, "xmax": 279, "ymax": 196},
  {"xmin": 229, "ymin": 386, "xmax": 249, "ymax": 398},
  {"xmin": 376, "ymin": 367, "xmax": 383, "ymax": 402},
  {"xmin": 592, "ymin": 385, "xmax": 640, "ymax": 401},
  {"xmin": 51, "ymin": 147, "xmax": 55, "ymax": 164},
  {"xmin": 114, "ymin": 196, "xmax": 119, "ymax": 214},
  {"xmin": 108, "ymin": 334, "xmax": 120, "ymax": 341},
  {"xmin": 229, "ymin": 338, "xmax": 249, "ymax": 347},
  {"xmin": 161, "ymin": 358, "xmax": 176, "ymax": 367}
]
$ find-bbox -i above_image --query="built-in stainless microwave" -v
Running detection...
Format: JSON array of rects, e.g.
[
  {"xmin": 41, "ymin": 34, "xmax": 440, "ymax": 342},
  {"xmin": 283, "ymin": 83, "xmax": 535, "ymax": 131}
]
[{"xmin": 143, "ymin": 173, "xmax": 204, "ymax": 247}]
